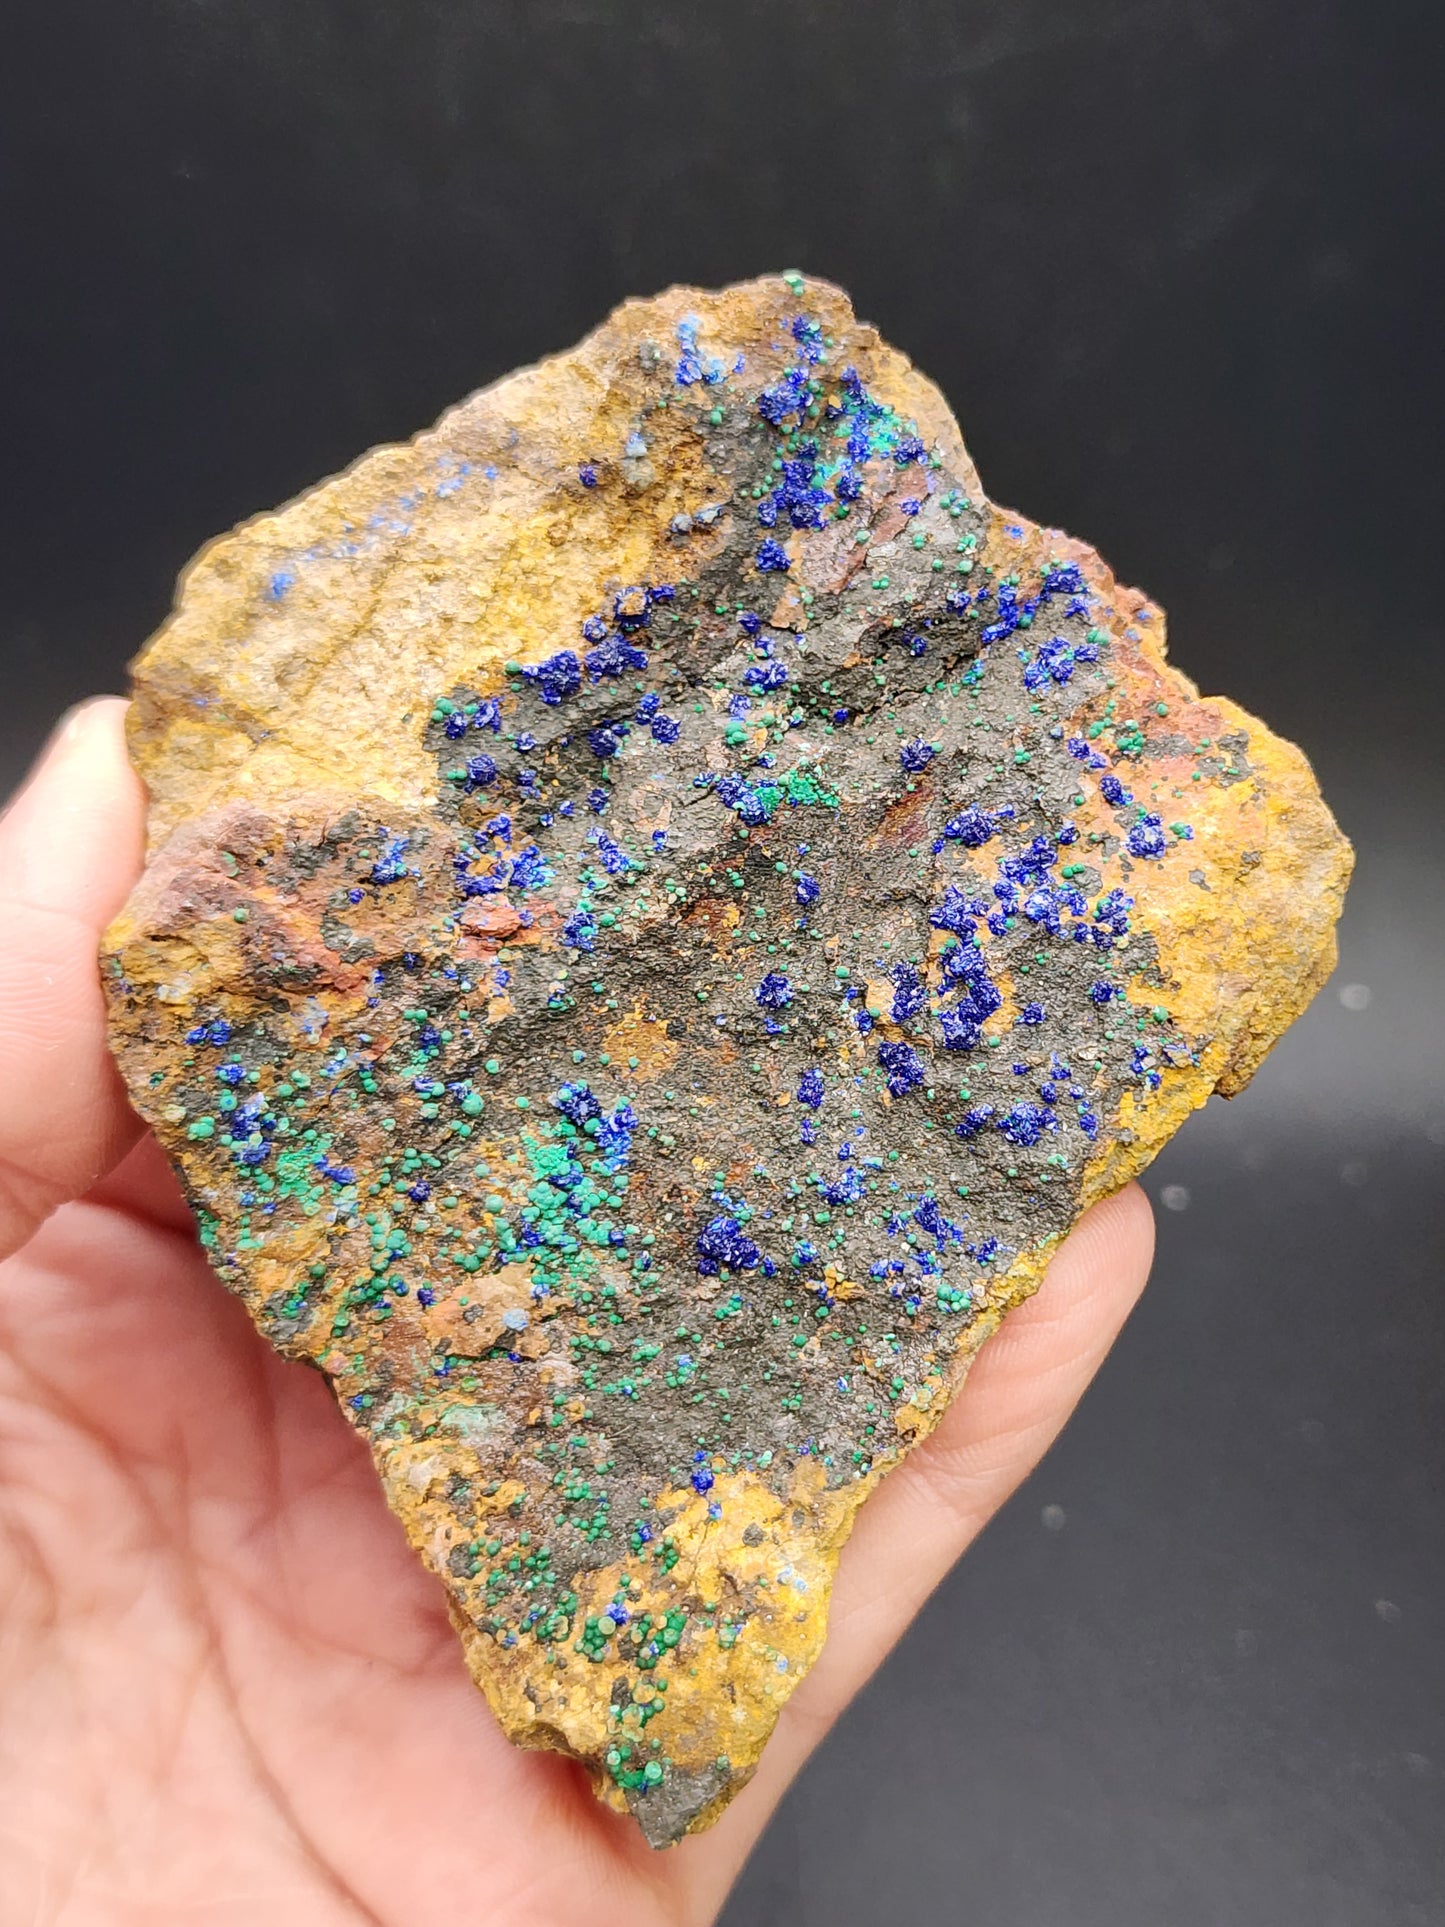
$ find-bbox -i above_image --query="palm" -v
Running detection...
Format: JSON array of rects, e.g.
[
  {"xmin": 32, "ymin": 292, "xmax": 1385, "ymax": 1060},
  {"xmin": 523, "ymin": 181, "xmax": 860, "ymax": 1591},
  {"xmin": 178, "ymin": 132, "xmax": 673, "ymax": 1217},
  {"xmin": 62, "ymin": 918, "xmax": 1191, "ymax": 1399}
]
[
  {"xmin": 1, "ymin": 1137, "xmax": 715, "ymax": 1925},
  {"xmin": 0, "ymin": 702, "xmax": 1153, "ymax": 1926}
]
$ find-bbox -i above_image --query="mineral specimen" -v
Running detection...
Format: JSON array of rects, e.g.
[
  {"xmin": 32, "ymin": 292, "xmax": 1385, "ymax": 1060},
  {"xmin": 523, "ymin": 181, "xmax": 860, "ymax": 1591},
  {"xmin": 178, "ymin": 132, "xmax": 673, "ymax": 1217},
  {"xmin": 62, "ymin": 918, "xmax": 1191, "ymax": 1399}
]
[{"xmin": 102, "ymin": 274, "xmax": 1351, "ymax": 1845}]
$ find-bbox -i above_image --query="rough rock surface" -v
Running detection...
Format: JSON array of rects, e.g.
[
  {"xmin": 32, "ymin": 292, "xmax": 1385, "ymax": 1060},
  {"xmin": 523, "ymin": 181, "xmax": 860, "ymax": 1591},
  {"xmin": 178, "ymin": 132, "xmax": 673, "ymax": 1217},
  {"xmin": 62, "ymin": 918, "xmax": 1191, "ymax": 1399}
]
[{"xmin": 102, "ymin": 275, "xmax": 1351, "ymax": 1845}]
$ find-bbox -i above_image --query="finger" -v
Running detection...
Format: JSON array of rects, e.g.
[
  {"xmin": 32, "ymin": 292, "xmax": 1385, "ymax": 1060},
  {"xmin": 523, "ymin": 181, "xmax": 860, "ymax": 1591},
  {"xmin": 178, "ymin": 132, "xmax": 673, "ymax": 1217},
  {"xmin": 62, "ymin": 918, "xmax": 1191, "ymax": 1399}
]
[
  {"xmin": 801, "ymin": 1181, "xmax": 1157, "ymax": 1687},
  {"xmin": 86, "ymin": 1129, "xmax": 198, "ymax": 1235},
  {"xmin": 677, "ymin": 1183, "xmax": 1155, "ymax": 1896},
  {"xmin": 0, "ymin": 697, "xmax": 147, "ymax": 1261}
]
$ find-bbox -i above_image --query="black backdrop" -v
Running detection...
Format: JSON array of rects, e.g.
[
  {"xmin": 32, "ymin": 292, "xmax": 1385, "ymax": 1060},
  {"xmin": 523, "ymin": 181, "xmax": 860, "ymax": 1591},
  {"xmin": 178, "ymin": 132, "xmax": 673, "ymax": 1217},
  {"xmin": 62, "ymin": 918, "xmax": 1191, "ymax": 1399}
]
[{"xmin": 2, "ymin": 4, "xmax": 1442, "ymax": 1921}]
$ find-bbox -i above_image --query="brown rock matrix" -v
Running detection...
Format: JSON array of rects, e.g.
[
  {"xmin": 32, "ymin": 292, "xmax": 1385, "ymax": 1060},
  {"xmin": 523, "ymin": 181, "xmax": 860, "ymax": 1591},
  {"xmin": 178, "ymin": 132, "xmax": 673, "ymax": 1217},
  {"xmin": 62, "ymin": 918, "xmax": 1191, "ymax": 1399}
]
[{"xmin": 103, "ymin": 275, "xmax": 1351, "ymax": 1844}]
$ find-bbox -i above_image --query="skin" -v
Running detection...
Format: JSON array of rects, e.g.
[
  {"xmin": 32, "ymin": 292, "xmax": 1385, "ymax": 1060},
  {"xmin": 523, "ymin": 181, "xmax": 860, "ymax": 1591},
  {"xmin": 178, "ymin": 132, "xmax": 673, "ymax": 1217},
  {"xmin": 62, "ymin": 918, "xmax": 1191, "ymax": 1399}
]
[{"xmin": 0, "ymin": 698, "xmax": 1154, "ymax": 1927}]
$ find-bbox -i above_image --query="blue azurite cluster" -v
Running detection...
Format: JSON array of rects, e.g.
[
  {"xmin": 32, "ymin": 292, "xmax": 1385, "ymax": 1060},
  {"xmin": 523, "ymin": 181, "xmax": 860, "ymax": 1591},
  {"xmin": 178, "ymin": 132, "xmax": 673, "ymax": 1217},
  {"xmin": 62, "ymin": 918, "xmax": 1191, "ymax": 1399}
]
[
  {"xmin": 114, "ymin": 276, "xmax": 1252, "ymax": 1843},
  {"xmin": 151, "ymin": 287, "xmax": 1211, "ymax": 1516}
]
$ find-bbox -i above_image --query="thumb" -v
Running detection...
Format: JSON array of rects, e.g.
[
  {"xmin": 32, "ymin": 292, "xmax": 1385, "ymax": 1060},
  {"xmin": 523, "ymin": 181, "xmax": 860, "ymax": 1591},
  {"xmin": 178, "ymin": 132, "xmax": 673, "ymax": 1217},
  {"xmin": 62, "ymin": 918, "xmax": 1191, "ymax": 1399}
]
[
  {"xmin": 668, "ymin": 1181, "xmax": 1156, "ymax": 1910},
  {"xmin": 0, "ymin": 698, "xmax": 147, "ymax": 1261}
]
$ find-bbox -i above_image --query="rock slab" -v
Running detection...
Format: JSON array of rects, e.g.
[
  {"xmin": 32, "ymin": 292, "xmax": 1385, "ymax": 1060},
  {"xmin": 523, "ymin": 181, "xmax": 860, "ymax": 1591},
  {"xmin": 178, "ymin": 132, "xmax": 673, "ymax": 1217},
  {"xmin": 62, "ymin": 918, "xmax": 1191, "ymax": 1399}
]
[{"xmin": 103, "ymin": 275, "xmax": 1351, "ymax": 1844}]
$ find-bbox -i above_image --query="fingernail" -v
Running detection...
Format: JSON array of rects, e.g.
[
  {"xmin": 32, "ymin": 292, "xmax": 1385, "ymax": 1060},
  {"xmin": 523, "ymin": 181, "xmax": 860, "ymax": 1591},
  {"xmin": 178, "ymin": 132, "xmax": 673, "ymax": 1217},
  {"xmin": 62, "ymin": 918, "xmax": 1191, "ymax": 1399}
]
[
  {"xmin": 1, "ymin": 700, "xmax": 125, "ymax": 817},
  {"xmin": 46, "ymin": 696, "xmax": 126, "ymax": 761}
]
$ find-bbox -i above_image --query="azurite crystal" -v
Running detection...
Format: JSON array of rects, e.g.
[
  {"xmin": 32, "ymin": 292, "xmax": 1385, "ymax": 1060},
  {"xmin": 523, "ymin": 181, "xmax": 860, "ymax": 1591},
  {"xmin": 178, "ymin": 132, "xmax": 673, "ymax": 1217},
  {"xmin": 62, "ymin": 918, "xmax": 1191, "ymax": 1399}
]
[{"xmin": 102, "ymin": 274, "xmax": 1351, "ymax": 1845}]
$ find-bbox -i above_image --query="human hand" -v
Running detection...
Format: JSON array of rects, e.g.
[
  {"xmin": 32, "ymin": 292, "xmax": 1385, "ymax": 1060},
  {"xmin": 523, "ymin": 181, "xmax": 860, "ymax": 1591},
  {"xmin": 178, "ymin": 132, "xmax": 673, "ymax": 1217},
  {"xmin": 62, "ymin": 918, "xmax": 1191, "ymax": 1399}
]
[{"xmin": 0, "ymin": 698, "xmax": 1154, "ymax": 1926}]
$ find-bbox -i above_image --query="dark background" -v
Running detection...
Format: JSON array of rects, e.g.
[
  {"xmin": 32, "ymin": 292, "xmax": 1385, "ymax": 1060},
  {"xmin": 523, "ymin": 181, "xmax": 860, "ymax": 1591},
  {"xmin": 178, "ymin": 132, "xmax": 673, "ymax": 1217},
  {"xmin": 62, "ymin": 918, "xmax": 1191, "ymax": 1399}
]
[{"xmin": 3, "ymin": 2, "xmax": 1442, "ymax": 1921}]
